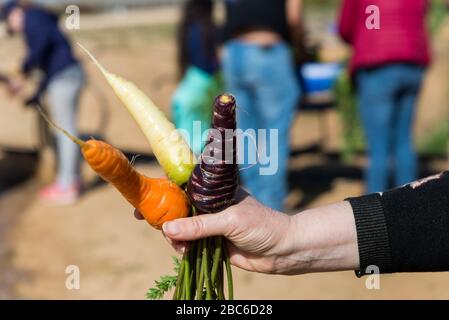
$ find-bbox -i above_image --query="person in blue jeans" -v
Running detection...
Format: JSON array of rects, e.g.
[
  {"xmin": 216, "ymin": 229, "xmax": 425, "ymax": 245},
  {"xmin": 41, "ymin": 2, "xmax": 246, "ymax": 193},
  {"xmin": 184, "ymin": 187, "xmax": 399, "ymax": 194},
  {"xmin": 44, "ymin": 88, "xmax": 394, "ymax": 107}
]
[
  {"xmin": 338, "ymin": 0, "xmax": 430, "ymax": 194},
  {"xmin": 221, "ymin": 0, "xmax": 303, "ymax": 211},
  {"xmin": 1, "ymin": 1, "xmax": 85, "ymax": 204},
  {"xmin": 357, "ymin": 65, "xmax": 425, "ymax": 193}
]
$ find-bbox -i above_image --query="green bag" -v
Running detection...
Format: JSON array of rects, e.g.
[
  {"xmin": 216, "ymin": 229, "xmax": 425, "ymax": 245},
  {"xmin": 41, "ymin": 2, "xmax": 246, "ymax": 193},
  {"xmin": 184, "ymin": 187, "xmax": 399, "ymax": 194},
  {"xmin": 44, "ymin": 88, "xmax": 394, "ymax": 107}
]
[{"xmin": 172, "ymin": 66, "xmax": 222, "ymax": 154}]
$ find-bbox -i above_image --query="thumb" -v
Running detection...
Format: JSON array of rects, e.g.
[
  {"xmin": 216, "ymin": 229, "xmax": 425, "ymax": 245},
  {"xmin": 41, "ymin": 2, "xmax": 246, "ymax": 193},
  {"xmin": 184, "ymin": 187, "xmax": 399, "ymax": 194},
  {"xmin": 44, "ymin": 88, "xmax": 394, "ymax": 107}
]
[{"xmin": 162, "ymin": 211, "xmax": 233, "ymax": 241}]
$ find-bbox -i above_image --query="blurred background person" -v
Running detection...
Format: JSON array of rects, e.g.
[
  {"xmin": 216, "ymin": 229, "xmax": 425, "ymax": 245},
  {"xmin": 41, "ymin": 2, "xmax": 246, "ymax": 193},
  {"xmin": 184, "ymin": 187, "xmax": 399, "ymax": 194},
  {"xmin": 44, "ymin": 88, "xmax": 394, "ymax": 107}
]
[
  {"xmin": 172, "ymin": 0, "xmax": 220, "ymax": 155},
  {"xmin": 338, "ymin": 0, "xmax": 430, "ymax": 193},
  {"xmin": 1, "ymin": 0, "xmax": 85, "ymax": 205},
  {"xmin": 221, "ymin": 0, "xmax": 303, "ymax": 211}
]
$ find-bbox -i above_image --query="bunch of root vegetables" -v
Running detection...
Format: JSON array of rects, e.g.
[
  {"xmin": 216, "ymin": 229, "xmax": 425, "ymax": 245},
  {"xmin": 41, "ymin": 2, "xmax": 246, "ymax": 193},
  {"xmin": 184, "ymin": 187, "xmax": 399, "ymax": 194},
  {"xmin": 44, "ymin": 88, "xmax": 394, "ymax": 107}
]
[{"xmin": 39, "ymin": 44, "xmax": 238, "ymax": 300}]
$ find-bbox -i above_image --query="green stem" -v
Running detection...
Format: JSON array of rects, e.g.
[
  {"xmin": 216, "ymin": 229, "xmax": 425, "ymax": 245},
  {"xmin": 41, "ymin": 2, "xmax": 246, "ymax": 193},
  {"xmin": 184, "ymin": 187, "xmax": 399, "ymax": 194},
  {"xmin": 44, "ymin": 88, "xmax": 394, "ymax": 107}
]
[
  {"xmin": 203, "ymin": 239, "xmax": 213, "ymax": 300},
  {"xmin": 184, "ymin": 252, "xmax": 191, "ymax": 300},
  {"xmin": 180, "ymin": 279, "xmax": 186, "ymax": 300},
  {"xmin": 196, "ymin": 249, "xmax": 205, "ymax": 299},
  {"xmin": 189, "ymin": 269, "xmax": 195, "ymax": 299},
  {"xmin": 173, "ymin": 257, "xmax": 185, "ymax": 300},
  {"xmin": 189, "ymin": 241, "xmax": 197, "ymax": 298},
  {"xmin": 195, "ymin": 240, "xmax": 204, "ymax": 300},
  {"xmin": 195, "ymin": 240, "xmax": 202, "ymax": 284},
  {"xmin": 223, "ymin": 242, "xmax": 234, "ymax": 300},
  {"xmin": 211, "ymin": 237, "xmax": 223, "ymax": 286},
  {"xmin": 217, "ymin": 262, "xmax": 225, "ymax": 300},
  {"xmin": 172, "ymin": 280, "xmax": 179, "ymax": 300}
]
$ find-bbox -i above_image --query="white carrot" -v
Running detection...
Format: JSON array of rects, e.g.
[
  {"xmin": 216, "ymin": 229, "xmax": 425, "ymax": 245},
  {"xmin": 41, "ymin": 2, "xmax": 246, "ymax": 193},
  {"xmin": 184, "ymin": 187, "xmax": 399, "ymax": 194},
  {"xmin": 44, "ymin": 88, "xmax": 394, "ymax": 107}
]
[{"xmin": 78, "ymin": 44, "xmax": 196, "ymax": 185}]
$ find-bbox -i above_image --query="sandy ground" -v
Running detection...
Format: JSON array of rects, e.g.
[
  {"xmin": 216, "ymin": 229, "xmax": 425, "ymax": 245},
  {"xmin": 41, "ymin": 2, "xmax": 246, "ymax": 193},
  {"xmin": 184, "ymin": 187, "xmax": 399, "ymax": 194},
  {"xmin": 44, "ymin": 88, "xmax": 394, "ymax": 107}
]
[{"xmin": 1, "ymin": 8, "xmax": 449, "ymax": 300}]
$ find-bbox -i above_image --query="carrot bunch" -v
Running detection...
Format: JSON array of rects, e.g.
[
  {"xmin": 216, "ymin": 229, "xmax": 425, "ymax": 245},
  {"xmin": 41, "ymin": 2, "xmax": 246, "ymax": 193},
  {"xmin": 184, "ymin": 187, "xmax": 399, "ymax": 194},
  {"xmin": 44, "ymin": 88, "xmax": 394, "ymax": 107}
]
[{"xmin": 74, "ymin": 46, "xmax": 237, "ymax": 300}]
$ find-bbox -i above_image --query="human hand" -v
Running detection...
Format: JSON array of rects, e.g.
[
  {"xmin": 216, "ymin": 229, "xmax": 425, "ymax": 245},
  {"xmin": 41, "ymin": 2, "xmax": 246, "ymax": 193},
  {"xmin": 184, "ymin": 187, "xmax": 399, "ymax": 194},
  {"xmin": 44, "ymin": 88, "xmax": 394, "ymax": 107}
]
[
  {"xmin": 135, "ymin": 189, "xmax": 359, "ymax": 275},
  {"xmin": 137, "ymin": 189, "xmax": 299, "ymax": 274}
]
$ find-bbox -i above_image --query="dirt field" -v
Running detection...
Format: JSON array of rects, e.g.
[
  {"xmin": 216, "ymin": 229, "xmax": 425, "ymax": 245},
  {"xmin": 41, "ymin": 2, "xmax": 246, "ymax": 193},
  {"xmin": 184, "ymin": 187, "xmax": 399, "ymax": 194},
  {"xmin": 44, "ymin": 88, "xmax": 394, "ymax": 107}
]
[
  {"xmin": 7, "ymin": 161, "xmax": 449, "ymax": 300},
  {"xmin": 1, "ymin": 7, "xmax": 449, "ymax": 300}
]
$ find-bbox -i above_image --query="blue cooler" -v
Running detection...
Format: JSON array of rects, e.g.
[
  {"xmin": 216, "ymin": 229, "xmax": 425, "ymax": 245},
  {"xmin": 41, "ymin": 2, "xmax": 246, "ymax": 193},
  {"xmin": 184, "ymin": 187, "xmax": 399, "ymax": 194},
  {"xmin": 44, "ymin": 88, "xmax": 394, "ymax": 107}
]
[{"xmin": 300, "ymin": 62, "xmax": 342, "ymax": 95}]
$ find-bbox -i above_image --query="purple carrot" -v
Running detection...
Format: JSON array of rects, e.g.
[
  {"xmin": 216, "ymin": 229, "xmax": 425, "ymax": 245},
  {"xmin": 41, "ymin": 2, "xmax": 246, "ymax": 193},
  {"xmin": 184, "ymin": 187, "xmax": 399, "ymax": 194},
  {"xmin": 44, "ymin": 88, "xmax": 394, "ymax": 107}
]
[{"xmin": 187, "ymin": 94, "xmax": 239, "ymax": 213}]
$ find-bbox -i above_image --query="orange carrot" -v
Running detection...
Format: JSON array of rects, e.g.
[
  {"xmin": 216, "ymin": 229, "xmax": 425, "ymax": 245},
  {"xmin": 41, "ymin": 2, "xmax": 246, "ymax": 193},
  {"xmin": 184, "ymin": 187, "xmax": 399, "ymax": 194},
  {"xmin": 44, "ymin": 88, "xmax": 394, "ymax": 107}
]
[{"xmin": 39, "ymin": 108, "xmax": 190, "ymax": 230}]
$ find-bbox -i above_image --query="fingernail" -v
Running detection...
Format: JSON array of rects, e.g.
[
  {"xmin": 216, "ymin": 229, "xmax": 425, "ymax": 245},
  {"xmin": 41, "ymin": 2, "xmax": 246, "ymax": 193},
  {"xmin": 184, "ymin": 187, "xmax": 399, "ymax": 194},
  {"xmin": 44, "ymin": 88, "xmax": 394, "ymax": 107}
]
[{"xmin": 163, "ymin": 222, "xmax": 180, "ymax": 236}]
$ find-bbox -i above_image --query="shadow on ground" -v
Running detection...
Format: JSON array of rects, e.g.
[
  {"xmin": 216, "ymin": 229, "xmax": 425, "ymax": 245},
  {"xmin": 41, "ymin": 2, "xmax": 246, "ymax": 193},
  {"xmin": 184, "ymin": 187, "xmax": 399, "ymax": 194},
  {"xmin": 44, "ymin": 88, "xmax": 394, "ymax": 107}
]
[
  {"xmin": 0, "ymin": 150, "xmax": 38, "ymax": 195},
  {"xmin": 289, "ymin": 144, "xmax": 445, "ymax": 209},
  {"xmin": 0, "ymin": 149, "xmax": 39, "ymax": 299}
]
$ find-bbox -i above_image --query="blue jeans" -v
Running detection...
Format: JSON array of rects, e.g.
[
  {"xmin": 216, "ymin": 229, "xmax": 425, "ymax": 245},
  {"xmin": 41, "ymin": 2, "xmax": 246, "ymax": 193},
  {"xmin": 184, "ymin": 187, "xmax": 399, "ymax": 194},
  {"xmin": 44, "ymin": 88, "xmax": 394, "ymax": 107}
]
[
  {"xmin": 47, "ymin": 64, "xmax": 85, "ymax": 188},
  {"xmin": 222, "ymin": 41, "xmax": 300, "ymax": 210},
  {"xmin": 357, "ymin": 63, "xmax": 425, "ymax": 193}
]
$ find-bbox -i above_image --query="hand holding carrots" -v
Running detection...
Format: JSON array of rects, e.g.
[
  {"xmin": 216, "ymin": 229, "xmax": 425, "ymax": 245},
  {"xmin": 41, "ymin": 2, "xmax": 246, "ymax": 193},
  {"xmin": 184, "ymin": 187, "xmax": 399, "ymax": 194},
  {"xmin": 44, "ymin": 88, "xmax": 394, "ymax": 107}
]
[
  {"xmin": 160, "ymin": 190, "xmax": 359, "ymax": 276},
  {"xmin": 155, "ymin": 189, "xmax": 297, "ymax": 275}
]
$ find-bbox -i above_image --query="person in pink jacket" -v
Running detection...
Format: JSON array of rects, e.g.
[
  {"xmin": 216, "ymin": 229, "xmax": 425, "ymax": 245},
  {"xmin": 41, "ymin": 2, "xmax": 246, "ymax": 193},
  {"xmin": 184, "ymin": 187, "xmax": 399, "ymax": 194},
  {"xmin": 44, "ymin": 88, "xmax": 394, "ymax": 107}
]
[{"xmin": 338, "ymin": 0, "xmax": 430, "ymax": 193}]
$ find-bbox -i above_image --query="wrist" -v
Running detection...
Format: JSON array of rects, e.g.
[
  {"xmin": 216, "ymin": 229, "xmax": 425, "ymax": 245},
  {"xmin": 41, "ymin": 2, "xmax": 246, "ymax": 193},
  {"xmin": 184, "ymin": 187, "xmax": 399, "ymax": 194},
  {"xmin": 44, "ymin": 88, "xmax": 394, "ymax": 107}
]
[{"xmin": 284, "ymin": 201, "xmax": 360, "ymax": 274}]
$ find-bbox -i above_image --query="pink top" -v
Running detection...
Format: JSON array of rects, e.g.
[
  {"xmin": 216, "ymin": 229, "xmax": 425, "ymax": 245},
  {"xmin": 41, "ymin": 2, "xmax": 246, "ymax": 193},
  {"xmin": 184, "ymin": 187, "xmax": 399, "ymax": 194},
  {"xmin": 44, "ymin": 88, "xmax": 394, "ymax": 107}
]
[{"xmin": 338, "ymin": 0, "xmax": 431, "ymax": 73}]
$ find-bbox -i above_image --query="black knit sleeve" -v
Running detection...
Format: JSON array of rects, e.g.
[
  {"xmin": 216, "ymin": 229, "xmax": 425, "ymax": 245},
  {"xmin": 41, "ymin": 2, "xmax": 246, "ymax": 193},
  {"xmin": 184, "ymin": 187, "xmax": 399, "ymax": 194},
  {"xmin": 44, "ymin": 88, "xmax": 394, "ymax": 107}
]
[{"xmin": 346, "ymin": 171, "xmax": 449, "ymax": 276}]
